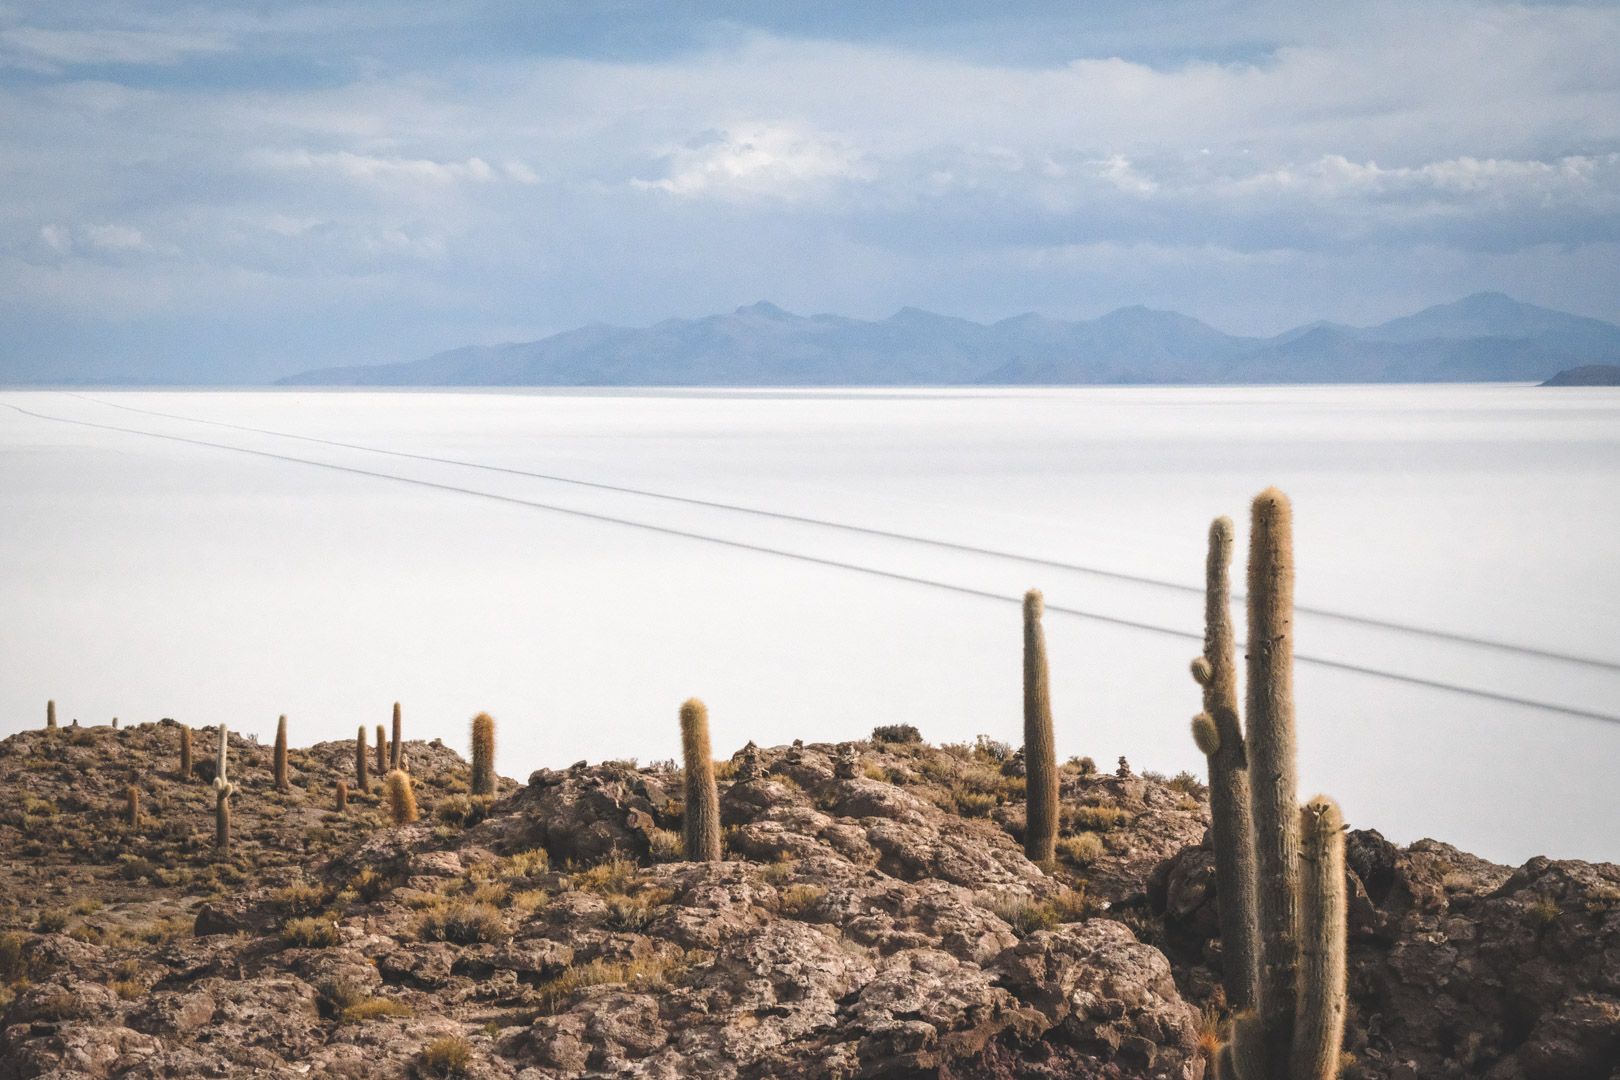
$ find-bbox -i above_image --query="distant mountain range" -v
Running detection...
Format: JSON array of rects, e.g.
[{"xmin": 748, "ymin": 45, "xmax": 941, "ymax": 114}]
[{"xmin": 280, "ymin": 292, "xmax": 1620, "ymax": 387}]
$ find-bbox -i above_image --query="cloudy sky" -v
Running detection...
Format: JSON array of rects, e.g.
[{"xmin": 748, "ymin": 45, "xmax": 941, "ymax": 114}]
[{"xmin": 4, "ymin": 1, "xmax": 1619, "ymax": 381}]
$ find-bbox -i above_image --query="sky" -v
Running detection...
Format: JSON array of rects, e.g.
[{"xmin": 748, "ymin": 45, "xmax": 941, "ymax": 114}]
[{"xmin": 3, "ymin": 1, "xmax": 1619, "ymax": 382}]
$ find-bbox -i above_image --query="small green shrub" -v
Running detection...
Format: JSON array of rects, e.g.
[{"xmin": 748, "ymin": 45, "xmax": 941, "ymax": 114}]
[
  {"xmin": 1065, "ymin": 804, "xmax": 1132, "ymax": 832},
  {"xmin": 34, "ymin": 909, "xmax": 69, "ymax": 934},
  {"xmin": 776, "ymin": 885, "xmax": 823, "ymax": 918},
  {"xmin": 340, "ymin": 996, "xmax": 413, "ymax": 1023},
  {"xmin": 871, "ymin": 724, "xmax": 922, "ymax": 745},
  {"xmin": 1056, "ymin": 832, "xmax": 1106, "ymax": 867}
]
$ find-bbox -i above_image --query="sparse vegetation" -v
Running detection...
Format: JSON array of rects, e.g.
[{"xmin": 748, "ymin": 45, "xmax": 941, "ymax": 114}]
[
  {"xmin": 281, "ymin": 916, "xmax": 340, "ymax": 948},
  {"xmin": 416, "ymin": 901, "xmax": 507, "ymax": 944},
  {"xmin": 871, "ymin": 723, "xmax": 922, "ymax": 745},
  {"xmin": 419, "ymin": 1035, "xmax": 474, "ymax": 1077}
]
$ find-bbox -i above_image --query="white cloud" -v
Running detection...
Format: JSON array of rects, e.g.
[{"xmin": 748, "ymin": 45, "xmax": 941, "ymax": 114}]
[
  {"xmin": 632, "ymin": 124, "xmax": 866, "ymax": 199},
  {"xmin": 249, "ymin": 149, "xmax": 537, "ymax": 186},
  {"xmin": 0, "ymin": 26, "xmax": 231, "ymax": 70}
]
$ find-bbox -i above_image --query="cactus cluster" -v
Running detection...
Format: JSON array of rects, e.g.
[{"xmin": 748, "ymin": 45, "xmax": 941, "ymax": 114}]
[
  {"xmin": 1022, "ymin": 589, "xmax": 1058, "ymax": 864},
  {"xmin": 470, "ymin": 712, "xmax": 496, "ymax": 797},
  {"xmin": 679, "ymin": 698, "xmax": 721, "ymax": 862},
  {"xmin": 1188, "ymin": 490, "xmax": 1347, "ymax": 1080}
]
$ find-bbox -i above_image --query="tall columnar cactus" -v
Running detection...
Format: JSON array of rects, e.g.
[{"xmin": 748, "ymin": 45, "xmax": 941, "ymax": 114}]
[
  {"xmin": 1189, "ymin": 517, "xmax": 1261, "ymax": 1012},
  {"xmin": 336, "ymin": 780, "xmax": 349, "ymax": 813},
  {"xmin": 385, "ymin": 768, "xmax": 417, "ymax": 825},
  {"xmin": 679, "ymin": 699, "xmax": 722, "ymax": 862},
  {"xmin": 470, "ymin": 713, "xmax": 496, "ymax": 797},
  {"xmin": 1197, "ymin": 489, "xmax": 1347, "ymax": 1080},
  {"xmin": 355, "ymin": 726, "xmax": 369, "ymax": 791},
  {"xmin": 1022, "ymin": 588, "xmax": 1058, "ymax": 865},
  {"xmin": 274, "ymin": 715, "xmax": 290, "ymax": 793},
  {"xmin": 46, "ymin": 700, "xmax": 56, "ymax": 731},
  {"xmin": 126, "ymin": 785, "xmax": 140, "ymax": 827},
  {"xmin": 391, "ymin": 703, "xmax": 404, "ymax": 772},
  {"xmin": 1292, "ymin": 796, "xmax": 1347, "ymax": 1080},
  {"xmin": 180, "ymin": 725, "xmax": 193, "ymax": 779},
  {"xmin": 214, "ymin": 725, "xmax": 235, "ymax": 851},
  {"xmin": 375, "ymin": 724, "xmax": 388, "ymax": 775},
  {"xmin": 1246, "ymin": 487, "xmax": 1302, "ymax": 1075}
]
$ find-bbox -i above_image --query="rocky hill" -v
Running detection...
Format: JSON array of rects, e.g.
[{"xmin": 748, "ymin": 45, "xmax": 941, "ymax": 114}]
[
  {"xmin": 0, "ymin": 720, "xmax": 1616, "ymax": 1079},
  {"xmin": 1542, "ymin": 364, "xmax": 1620, "ymax": 386}
]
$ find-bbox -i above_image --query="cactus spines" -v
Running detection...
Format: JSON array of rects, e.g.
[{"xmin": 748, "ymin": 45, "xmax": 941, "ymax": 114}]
[
  {"xmin": 1021, "ymin": 588, "xmax": 1058, "ymax": 865},
  {"xmin": 355, "ymin": 726, "xmax": 369, "ymax": 791},
  {"xmin": 385, "ymin": 768, "xmax": 417, "ymax": 825},
  {"xmin": 336, "ymin": 780, "xmax": 349, "ymax": 813},
  {"xmin": 375, "ymin": 723, "xmax": 388, "ymax": 775},
  {"xmin": 46, "ymin": 700, "xmax": 56, "ymax": 731},
  {"xmin": 213, "ymin": 725, "xmax": 235, "ymax": 851},
  {"xmin": 126, "ymin": 785, "xmax": 140, "ymax": 827},
  {"xmin": 679, "ymin": 698, "xmax": 722, "ymax": 862},
  {"xmin": 1246, "ymin": 487, "xmax": 1301, "ymax": 1073},
  {"xmin": 470, "ymin": 712, "xmax": 496, "ymax": 797},
  {"xmin": 180, "ymin": 725, "xmax": 193, "ymax": 779},
  {"xmin": 390, "ymin": 702, "xmax": 404, "ymax": 772},
  {"xmin": 274, "ymin": 715, "xmax": 290, "ymax": 792},
  {"xmin": 1292, "ymin": 796, "xmax": 1348, "ymax": 1080},
  {"xmin": 1194, "ymin": 515, "xmax": 1261, "ymax": 1014}
]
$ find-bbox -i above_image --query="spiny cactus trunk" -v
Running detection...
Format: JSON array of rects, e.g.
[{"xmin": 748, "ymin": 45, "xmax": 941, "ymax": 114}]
[
  {"xmin": 375, "ymin": 724, "xmax": 388, "ymax": 776},
  {"xmin": 385, "ymin": 768, "xmax": 417, "ymax": 825},
  {"xmin": 214, "ymin": 725, "xmax": 234, "ymax": 851},
  {"xmin": 1245, "ymin": 487, "xmax": 1301, "ymax": 1080},
  {"xmin": 126, "ymin": 785, "xmax": 140, "ymax": 827},
  {"xmin": 215, "ymin": 789, "xmax": 230, "ymax": 849},
  {"xmin": 679, "ymin": 699, "xmax": 722, "ymax": 862},
  {"xmin": 46, "ymin": 700, "xmax": 56, "ymax": 731},
  {"xmin": 274, "ymin": 715, "xmax": 289, "ymax": 792},
  {"xmin": 336, "ymin": 780, "xmax": 349, "ymax": 813},
  {"xmin": 1292, "ymin": 797, "xmax": 1348, "ymax": 1080},
  {"xmin": 355, "ymin": 726, "xmax": 369, "ymax": 791},
  {"xmin": 180, "ymin": 725, "xmax": 193, "ymax": 779},
  {"xmin": 1192, "ymin": 517, "xmax": 1261, "ymax": 1013},
  {"xmin": 470, "ymin": 712, "xmax": 496, "ymax": 797},
  {"xmin": 391, "ymin": 703, "xmax": 404, "ymax": 772},
  {"xmin": 1022, "ymin": 589, "xmax": 1058, "ymax": 865}
]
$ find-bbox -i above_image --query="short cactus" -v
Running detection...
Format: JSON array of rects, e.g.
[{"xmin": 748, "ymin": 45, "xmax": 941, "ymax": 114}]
[
  {"xmin": 336, "ymin": 780, "xmax": 349, "ymax": 813},
  {"xmin": 385, "ymin": 768, "xmax": 417, "ymax": 825},
  {"xmin": 679, "ymin": 699, "xmax": 722, "ymax": 862},
  {"xmin": 180, "ymin": 725, "xmax": 193, "ymax": 779},
  {"xmin": 46, "ymin": 700, "xmax": 56, "ymax": 731},
  {"xmin": 391, "ymin": 702, "xmax": 404, "ymax": 772},
  {"xmin": 375, "ymin": 723, "xmax": 388, "ymax": 775},
  {"xmin": 126, "ymin": 785, "xmax": 140, "ymax": 827},
  {"xmin": 355, "ymin": 726, "xmax": 369, "ymax": 791},
  {"xmin": 274, "ymin": 715, "xmax": 290, "ymax": 792},
  {"xmin": 1291, "ymin": 797, "xmax": 1348, "ymax": 1080},
  {"xmin": 470, "ymin": 713, "xmax": 495, "ymax": 797},
  {"xmin": 1021, "ymin": 589, "xmax": 1058, "ymax": 865}
]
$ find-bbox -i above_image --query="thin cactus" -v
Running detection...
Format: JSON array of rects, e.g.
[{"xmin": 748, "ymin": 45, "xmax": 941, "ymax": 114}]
[
  {"xmin": 336, "ymin": 780, "xmax": 349, "ymax": 813},
  {"xmin": 126, "ymin": 785, "xmax": 140, "ymax": 828},
  {"xmin": 46, "ymin": 700, "xmax": 56, "ymax": 731},
  {"xmin": 1246, "ymin": 487, "xmax": 1301, "ymax": 1077},
  {"xmin": 213, "ymin": 725, "xmax": 235, "ymax": 851},
  {"xmin": 1292, "ymin": 797, "xmax": 1348, "ymax": 1080},
  {"xmin": 679, "ymin": 699, "xmax": 722, "ymax": 862},
  {"xmin": 355, "ymin": 726, "xmax": 369, "ymax": 791},
  {"xmin": 375, "ymin": 723, "xmax": 388, "ymax": 776},
  {"xmin": 470, "ymin": 712, "xmax": 496, "ymax": 797},
  {"xmin": 274, "ymin": 715, "xmax": 290, "ymax": 792},
  {"xmin": 391, "ymin": 702, "xmax": 404, "ymax": 772},
  {"xmin": 385, "ymin": 768, "xmax": 417, "ymax": 825},
  {"xmin": 180, "ymin": 725, "xmax": 193, "ymax": 779},
  {"xmin": 1022, "ymin": 588, "xmax": 1058, "ymax": 865},
  {"xmin": 1191, "ymin": 516, "xmax": 1262, "ymax": 1012}
]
